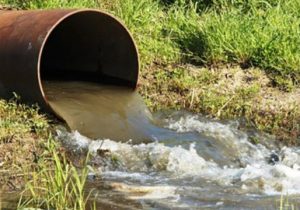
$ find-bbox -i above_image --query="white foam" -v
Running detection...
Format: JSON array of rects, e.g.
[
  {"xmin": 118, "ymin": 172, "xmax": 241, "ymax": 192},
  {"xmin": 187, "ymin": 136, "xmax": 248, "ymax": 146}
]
[{"xmin": 56, "ymin": 114, "xmax": 300, "ymax": 196}]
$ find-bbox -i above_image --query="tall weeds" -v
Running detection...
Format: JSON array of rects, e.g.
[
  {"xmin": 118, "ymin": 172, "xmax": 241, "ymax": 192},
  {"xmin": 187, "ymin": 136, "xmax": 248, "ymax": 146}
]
[{"xmin": 18, "ymin": 139, "xmax": 93, "ymax": 210}]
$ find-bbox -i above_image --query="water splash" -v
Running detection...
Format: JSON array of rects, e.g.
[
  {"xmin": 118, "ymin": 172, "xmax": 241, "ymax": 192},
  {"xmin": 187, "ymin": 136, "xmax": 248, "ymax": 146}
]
[{"xmin": 57, "ymin": 112, "xmax": 300, "ymax": 209}]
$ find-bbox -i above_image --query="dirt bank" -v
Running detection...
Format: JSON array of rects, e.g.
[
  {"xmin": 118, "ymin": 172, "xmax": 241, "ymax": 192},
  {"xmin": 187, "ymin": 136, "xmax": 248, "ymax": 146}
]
[{"xmin": 139, "ymin": 65, "xmax": 300, "ymax": 145}]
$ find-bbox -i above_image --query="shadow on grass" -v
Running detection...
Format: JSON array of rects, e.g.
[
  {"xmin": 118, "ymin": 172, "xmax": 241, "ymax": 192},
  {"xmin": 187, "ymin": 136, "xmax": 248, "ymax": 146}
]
[
  {"xmin": 178, "ymin": 31, "xmax": 208, "ymax": 65},
  {"xmin": 159, "ymin": 0, "xmax": 214, "ymax": 12}
]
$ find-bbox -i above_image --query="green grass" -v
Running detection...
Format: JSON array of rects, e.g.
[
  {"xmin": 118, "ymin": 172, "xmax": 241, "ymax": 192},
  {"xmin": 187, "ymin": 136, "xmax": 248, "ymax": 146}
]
[
  {"xmin": 0, "ymin": 0, "xmax": 100, "ymax": 9},
  {"xmin": 18, "ymin": 138, "xmax": 93, "ymax": 210},
  {"xmin": 0, "ymin": 97, "xmax": 93, "ymax": 209},
  {"xmin": 0, "ymin": 97, "xmax": 50, "ymax": 179},
  {"xmin": 199, "ymin": 0, "xmax": 300, "ymax": 91},
  {"xmin": 0, "ymin": 96, "xmax": 49, "ymax": 138},
  {"xmin": 102, "ymin": 0, "xmax": 300, "ymax": 90},
  {"xmin": 1, "ymin": 0, "xmax": 299, "ymax": 89}
]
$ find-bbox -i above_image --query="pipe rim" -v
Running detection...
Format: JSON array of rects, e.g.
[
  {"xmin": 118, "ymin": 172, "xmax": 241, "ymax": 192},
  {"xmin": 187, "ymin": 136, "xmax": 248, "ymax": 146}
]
[{"xmin": 37, "ymin": 9, "xmax": 140, "ymax": 110}]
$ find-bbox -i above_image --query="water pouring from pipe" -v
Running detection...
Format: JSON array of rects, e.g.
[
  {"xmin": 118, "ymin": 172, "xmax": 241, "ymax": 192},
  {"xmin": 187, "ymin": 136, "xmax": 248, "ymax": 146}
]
[{"xmin": 0, "ymin": 9, "xmax": 153, "ymax": 143}]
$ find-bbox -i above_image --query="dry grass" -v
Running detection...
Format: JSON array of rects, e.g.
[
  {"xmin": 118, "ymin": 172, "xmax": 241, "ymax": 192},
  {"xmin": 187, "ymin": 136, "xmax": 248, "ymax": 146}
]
[{"xmin": 139, "ymin": 65, "xmax": 300, "ymax": 144}]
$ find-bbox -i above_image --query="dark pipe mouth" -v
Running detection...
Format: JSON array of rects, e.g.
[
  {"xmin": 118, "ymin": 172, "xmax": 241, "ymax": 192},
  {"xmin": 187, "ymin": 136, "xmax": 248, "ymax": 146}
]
[{"xmin": 38, "ymin": 9, "xmax": 139, "ymax": 105}]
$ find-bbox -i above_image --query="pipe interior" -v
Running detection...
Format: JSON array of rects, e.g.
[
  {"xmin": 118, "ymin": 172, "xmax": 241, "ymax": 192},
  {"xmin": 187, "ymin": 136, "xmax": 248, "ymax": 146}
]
[{"xmin": 40, "ymin": 11, "xmax": 139, "ymax": 87}]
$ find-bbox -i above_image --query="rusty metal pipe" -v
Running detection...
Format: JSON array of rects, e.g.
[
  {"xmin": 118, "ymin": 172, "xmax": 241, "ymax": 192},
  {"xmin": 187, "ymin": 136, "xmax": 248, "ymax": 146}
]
[{"xmin": 0, "ymin": 9, "xmax": 139, "ymax": 113}]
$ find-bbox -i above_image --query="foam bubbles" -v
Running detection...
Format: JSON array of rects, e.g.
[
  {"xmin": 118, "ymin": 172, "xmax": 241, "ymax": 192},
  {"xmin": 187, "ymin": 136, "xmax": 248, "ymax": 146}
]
[{"xmin": 56, "ymin": 112, "xmax": 300, "ymax": 208}]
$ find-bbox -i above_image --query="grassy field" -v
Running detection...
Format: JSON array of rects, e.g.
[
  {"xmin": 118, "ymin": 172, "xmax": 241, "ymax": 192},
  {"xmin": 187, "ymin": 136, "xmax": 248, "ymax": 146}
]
[{"xmin": 1, "ymin": 0, "xmax": 299, "ymax": 89}]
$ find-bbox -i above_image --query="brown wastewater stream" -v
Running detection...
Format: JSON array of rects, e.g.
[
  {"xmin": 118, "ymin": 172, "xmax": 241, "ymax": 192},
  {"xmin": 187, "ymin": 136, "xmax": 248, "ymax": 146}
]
[
  {"xmin": 44, "ymin": 81, "xmax": 154, "ymax": 144},
  {"xmin": 1, "ymin": 81, "xmax": 300, "ymax": 209}
]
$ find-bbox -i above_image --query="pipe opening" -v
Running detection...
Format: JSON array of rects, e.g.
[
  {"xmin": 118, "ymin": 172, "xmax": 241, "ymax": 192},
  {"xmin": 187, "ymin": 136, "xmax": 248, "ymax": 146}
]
[
  {"xmin": 0, "ymin": 9, "xmax": 152, "ymax": 142},
  {"xmin": 40, "ymin": 10, "xmax": 139, "ymax": 89}
]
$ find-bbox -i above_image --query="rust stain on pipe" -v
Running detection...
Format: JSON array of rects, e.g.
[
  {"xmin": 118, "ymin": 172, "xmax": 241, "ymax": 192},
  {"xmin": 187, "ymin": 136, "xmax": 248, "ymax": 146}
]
[{"xmin": 0, "ymin": 9, "xmax": 139, "ymax": 114}]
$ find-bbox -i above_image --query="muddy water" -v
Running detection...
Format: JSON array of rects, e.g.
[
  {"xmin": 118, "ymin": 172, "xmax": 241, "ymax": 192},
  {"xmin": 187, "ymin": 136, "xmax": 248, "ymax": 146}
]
[
  {"xmin": 43, "ymin": 81, "xmax": 154, "ymax": 144},
  {"xmin": 58, "ymin": 111, "xmax": 300, "ymax": 210},
  {"xmin": 3, "ymin": 81, "xmax": 299, "ymax": 209}
]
